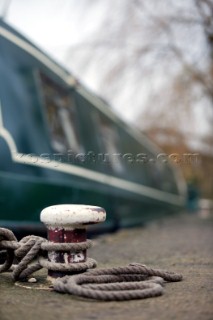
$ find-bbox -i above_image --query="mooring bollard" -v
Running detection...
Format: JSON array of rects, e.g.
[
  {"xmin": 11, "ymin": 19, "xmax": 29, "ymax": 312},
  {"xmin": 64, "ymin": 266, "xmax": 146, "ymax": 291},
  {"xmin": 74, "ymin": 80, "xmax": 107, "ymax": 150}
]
[{"xmin": 40, "ymin": 204, "xmax": 106, "ymax": 279}]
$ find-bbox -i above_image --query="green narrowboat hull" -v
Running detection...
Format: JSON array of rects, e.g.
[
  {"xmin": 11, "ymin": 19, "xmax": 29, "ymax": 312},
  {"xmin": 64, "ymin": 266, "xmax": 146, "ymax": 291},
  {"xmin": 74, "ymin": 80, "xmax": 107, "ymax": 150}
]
[{"xmin": 0, "ymin": 19, "xmax": 186, "ymax": 233}]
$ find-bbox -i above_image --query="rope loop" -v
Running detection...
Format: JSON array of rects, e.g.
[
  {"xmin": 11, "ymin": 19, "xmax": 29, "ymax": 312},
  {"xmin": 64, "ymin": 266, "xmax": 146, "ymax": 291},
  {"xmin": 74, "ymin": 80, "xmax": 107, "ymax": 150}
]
[
  {"xmin": 12, "ymin": 235, "xmax": 46, "ymax": 281},
  {"xmin": 53, "ymin": 264, "xmax": 183, "ymax": 301},
  {"xmin": 0, "ymin": 228, "xmax": 96, "ymax": 280},
  {"xmin": 41, "ymin": 239, "xmax": 93, "ymax": 252},
  {"xmin": 0, "ymin": 228, "xmax": 17, "ymax": 272},
  {"xmin": 0, "ymin": 227, "xmax": 183, "ymax": 301}
]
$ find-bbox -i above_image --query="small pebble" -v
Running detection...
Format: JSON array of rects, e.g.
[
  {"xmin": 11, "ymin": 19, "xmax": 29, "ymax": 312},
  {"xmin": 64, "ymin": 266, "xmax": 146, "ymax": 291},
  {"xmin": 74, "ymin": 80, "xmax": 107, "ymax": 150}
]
[{"xmin": 28, "ymin": 278, "xmax": 37, "ymax": 283}]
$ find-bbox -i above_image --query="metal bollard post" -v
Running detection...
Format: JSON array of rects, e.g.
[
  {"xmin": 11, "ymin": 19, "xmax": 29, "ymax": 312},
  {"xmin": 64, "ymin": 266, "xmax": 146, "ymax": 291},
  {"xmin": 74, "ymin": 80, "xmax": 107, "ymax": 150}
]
[{"xmin": 40, "ymin": 204, "xmax": 106, "ymax": 279}]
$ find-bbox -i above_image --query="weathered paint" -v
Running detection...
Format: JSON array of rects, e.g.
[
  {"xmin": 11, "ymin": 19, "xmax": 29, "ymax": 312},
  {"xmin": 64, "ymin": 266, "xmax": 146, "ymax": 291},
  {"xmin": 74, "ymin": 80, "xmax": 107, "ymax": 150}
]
[
  {"xmin": 40, "ymin": 205, "xmax": 106, "ymax": 228},
  {"xmin": 40, "ymin": 205, "xmax": 106, "ymax": 278},
  {"xmin": 47, "ymin": 228, "xmax": 87, "ymax": 278}
]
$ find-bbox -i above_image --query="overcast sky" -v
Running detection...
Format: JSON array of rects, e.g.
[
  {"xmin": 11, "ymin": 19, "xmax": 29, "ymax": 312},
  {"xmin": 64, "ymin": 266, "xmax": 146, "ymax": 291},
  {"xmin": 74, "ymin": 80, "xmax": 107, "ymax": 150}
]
[{"xmin": 4, "ymin": 0, "xmax": 93, "ymax": 64}]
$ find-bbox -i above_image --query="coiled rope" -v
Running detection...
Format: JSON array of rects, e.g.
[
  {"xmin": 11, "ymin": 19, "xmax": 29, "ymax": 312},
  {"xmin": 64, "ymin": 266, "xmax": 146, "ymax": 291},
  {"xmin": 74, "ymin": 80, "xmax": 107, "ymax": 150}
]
[
  {"xmin": 0, "ymin": 227, "xmax": 183, "ymax": 301},
  {"xmin": 0, "ymin": 228, "xmax": 96, "ymax": 280}
]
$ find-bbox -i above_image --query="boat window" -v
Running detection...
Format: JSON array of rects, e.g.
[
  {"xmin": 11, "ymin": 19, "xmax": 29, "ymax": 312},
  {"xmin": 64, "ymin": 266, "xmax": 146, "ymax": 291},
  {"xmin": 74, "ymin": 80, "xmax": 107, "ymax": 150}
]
[
  {"xmin": 39, "ymin": 72, "xmax": 81, "ymax": 154},
  {"xmin": 96, "ymin": 113, "xmax": 124, "ymax": 173}
]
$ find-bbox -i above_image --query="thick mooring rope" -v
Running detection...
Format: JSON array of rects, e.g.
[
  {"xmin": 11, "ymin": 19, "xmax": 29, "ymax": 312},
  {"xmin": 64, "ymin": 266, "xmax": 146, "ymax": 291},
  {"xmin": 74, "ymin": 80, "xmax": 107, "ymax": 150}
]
[
  {"xmin": 0, "ymin": 227, "xmax": 183, "ymax": 301},
  {"xmin": 53, "ymin": 264, "xmax": 182, "ymax": 301},
  {"xmin": 0, "ymin": 228, "xmax": 96, "ymax": 280}
]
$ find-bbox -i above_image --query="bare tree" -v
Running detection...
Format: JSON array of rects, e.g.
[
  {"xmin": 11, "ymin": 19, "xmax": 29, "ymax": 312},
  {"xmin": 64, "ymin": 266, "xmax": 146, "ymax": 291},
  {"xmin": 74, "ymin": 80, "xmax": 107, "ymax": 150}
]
[
  {"xmin": 65, "ymin": 0, "xmax": 212, "ymax": 138},
  {"xmin": 64, "ymin": 0, "xmax": 213, "ymax": 197}
]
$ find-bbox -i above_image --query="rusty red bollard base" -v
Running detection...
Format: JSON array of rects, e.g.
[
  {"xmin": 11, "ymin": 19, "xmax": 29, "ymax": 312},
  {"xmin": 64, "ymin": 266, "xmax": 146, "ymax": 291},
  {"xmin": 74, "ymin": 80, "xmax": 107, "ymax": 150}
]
[{"xmin": 40, "ymin": 205, "xmax": 106, "ymax": 279}]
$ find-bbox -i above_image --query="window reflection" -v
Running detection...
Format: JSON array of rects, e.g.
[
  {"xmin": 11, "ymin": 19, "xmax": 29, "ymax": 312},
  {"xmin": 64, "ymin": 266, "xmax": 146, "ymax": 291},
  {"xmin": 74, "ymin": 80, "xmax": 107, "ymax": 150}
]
[
  {"xmin": 96, "ymin": 114, "xmax": 124, "ymax": 173},
  {"xmin": 39, "ymin": 72, "xmax": 81, "ymax": 154}
]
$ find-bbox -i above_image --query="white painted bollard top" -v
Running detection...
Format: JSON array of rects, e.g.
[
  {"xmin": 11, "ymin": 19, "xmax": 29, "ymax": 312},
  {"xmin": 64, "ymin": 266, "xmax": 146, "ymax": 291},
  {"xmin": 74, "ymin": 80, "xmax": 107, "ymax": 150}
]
[{"xmin": 40, "ymin": 204, "xmax": 106, "ymax": 228}]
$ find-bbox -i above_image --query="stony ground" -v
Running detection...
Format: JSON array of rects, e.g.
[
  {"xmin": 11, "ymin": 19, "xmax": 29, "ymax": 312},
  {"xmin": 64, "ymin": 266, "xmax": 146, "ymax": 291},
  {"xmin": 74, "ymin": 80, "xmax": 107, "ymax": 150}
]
[{"xmin": 0, "ymin": 212, "xmax": 212, "ymax": 320}]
